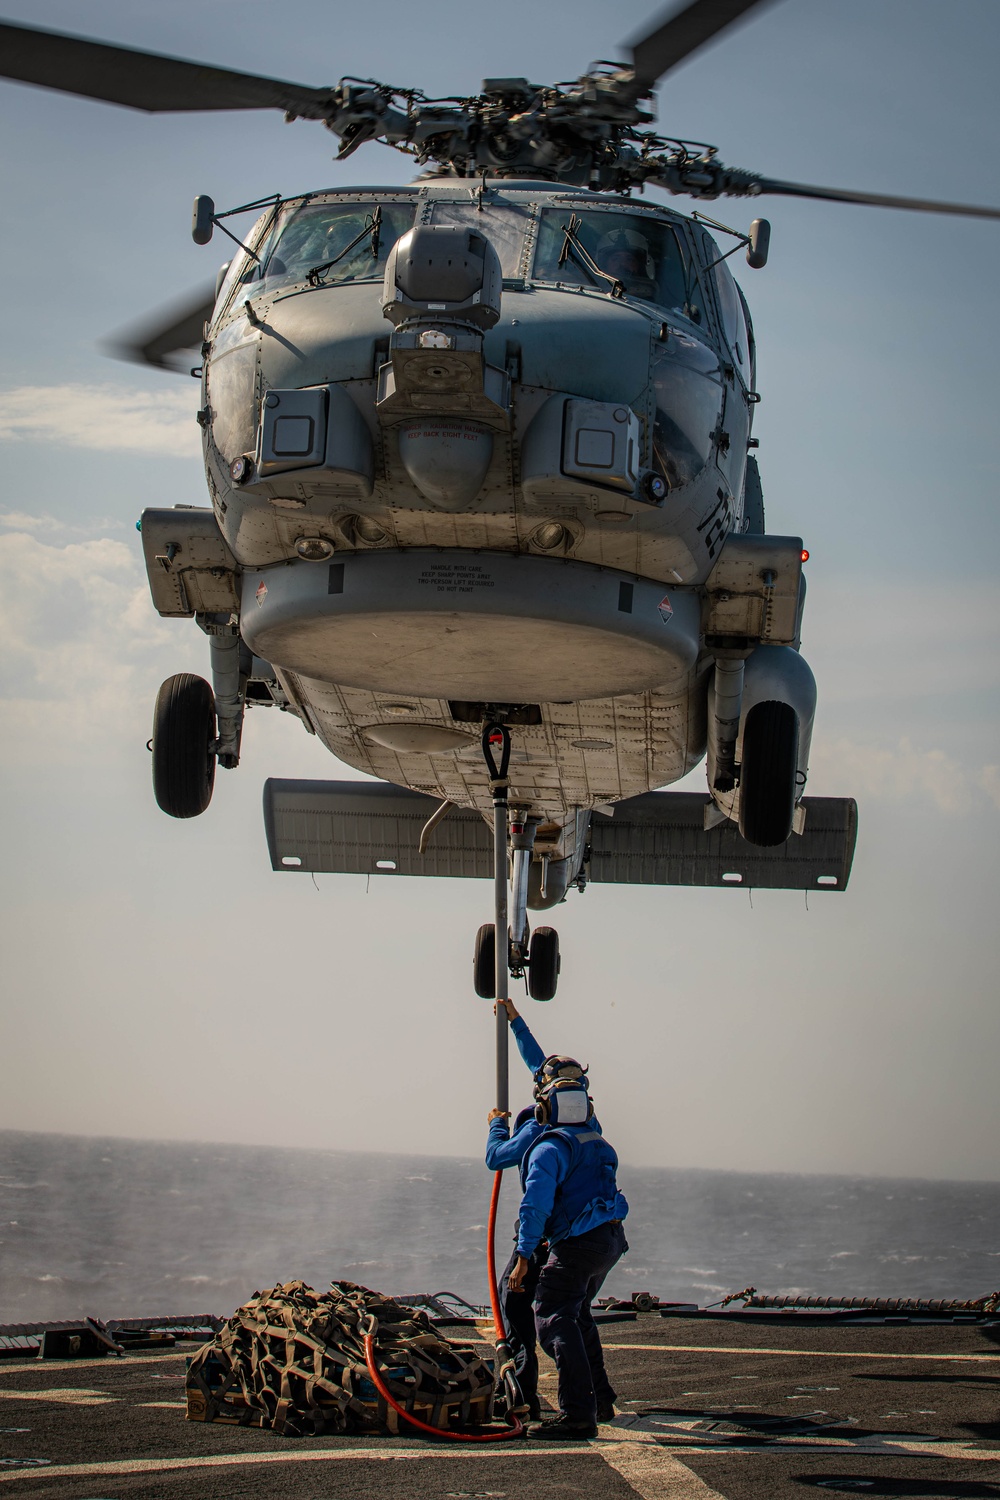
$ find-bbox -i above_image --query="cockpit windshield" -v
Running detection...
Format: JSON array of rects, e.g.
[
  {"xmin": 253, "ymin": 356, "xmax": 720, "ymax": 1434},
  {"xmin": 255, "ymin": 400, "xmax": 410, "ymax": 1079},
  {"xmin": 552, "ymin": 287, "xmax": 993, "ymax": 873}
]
[
  {"xmin": 429, "ymin": 198, "xmax": 531, "ymax": 277},
  {"xmin": 533, "ymin": 209, "xmax": 698, "ymax": 319},
  {"xmin": 237, "ymin": 199, "xmax": 417, "ymax": 298}
]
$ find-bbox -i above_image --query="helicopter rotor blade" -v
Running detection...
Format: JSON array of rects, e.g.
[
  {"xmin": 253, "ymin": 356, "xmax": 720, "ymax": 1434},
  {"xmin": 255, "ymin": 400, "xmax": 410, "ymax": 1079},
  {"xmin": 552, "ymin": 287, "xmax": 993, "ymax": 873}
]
[
  {"xmin": 0, "ymin": 19, "xmax": 335, "ymax": 116},
  {"xmin": 626, "ymin": 0, "xmax": 774, "ymax": 95},
  {"xmin": 747, "ymin": 176, "xmax": 1000, "ymax": 221},
  {"xmin": 103, "ymin": 285, "xmax": 218, "ymax": 372}
]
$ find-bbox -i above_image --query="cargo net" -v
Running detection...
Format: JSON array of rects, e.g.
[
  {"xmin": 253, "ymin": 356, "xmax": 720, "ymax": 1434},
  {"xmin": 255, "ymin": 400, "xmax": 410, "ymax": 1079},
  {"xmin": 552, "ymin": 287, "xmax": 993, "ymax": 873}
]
[{"xmin": 186, "ymin": 1280, "xmax": 494, "ymax": 1437}]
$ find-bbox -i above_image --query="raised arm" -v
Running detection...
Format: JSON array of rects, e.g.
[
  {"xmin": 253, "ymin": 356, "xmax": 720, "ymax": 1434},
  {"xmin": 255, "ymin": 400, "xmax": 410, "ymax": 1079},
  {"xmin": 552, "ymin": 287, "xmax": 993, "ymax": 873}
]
[{"xmin": 498, "ymin": 998, "xmax": 546, "ymax": 1074}]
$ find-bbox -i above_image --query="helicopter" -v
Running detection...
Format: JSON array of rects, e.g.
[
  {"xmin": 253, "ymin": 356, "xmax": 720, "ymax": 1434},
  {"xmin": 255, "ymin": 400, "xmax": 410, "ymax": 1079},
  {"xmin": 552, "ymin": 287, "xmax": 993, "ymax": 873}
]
[{"xmin": 2, "ymin": 0, "xmax": 997, "ymax": 1004}]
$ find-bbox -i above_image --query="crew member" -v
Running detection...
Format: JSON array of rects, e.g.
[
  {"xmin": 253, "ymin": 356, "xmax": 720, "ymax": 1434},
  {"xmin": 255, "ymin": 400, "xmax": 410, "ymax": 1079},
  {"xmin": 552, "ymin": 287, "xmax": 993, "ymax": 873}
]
[
  {"xmin": 596, "ymin": 226, "xmax": 657, "ymax": 299},
  {"xmin": 486, "ymin": 1003, "xmax": 627, "ymax": 1440},
  {"xmin": 485, "ymin": 998, "xmax": 556, "ymax": 1419}
]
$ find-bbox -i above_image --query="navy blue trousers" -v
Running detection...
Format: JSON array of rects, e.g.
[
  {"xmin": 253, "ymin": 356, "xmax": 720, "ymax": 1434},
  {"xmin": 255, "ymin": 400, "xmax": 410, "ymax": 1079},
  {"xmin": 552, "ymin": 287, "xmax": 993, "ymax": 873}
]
[
  {"xmin": 498, "ymin": 1239, "xmax": 545, "ymax": 1407},
  {"xmin": 533, "ymin": 1219, "xmax": 628, "ymax": 1424}
]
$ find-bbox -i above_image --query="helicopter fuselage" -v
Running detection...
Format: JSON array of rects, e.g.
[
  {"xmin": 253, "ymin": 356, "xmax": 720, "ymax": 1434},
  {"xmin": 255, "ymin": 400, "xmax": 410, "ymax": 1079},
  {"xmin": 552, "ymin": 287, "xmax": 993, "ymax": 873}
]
[{"xmin": 156, "ymin": 179, "xmax": 813, "ymax": 892}]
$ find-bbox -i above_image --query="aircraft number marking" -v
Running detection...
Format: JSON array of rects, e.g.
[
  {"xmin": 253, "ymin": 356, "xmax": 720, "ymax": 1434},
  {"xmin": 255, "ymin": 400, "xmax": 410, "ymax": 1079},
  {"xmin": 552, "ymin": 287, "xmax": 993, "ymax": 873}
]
[{"xmin": 697, "ymin": 491, "xmax": 734, "ymax": 560}]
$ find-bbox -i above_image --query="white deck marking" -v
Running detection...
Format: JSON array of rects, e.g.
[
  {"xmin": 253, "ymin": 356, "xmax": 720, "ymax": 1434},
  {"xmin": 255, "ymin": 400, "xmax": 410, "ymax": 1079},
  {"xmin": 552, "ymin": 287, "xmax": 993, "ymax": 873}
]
[
  {"xmin": 604, "ymin": 1416, "xmax": 999, "ymax": 1465},
  {"xmin": 652, "ymin": 1436, "xmax": 1000, "ymax": 1462},
  {"xmin": 0, "ymin": 1426, "xmax": 992, "ymax": 1487},
  {"xmin": 871, "ymin": 1441, "xmax": 1000, "ymax": 1461},
  {"xmin": 603, "ymin": 1343, "xmax": 1000, "ymax": 1363},
  {"xmin": 0, "ymin": 1442, "xmax": 601, "ymax": 1483},
  {"xmin": 598, "ymin": 1429, "xmax": 727, "ymax": 1498},
  {"xmin": 0, "ymin": 1389, "xmax": 118, "ymax": 1406},
  {"xmin": 0, "ymin": 1353, "xmax": 188, "ymax": 1375}
]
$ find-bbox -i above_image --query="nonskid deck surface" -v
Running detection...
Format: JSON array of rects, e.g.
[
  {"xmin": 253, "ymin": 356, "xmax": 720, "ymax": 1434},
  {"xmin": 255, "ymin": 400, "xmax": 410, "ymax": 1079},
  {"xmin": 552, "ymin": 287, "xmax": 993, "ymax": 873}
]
[{"xmin": 1, "ymin": 1317, "xmax": 998, "ymax": 1499}]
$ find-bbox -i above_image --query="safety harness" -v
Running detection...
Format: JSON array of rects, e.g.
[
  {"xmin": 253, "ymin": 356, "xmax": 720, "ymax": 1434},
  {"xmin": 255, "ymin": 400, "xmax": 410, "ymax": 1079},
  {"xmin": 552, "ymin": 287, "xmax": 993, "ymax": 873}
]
[{"xmin": 519, "ymin": 1126, "xmax": 623, "ymax": 1244}]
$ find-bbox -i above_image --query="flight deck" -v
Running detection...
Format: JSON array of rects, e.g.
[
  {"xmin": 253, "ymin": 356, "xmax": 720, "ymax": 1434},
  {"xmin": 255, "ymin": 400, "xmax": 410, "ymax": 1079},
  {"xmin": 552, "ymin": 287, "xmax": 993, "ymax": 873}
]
[{"xmin": 2, "ymin": 1310, "xmax": 997, "ymax": 1499}]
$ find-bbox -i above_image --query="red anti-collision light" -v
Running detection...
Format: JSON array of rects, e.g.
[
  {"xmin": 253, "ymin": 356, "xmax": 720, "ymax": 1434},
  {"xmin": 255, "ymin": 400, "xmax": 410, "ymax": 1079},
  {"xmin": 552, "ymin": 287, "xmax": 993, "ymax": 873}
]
[{"xmin": 801, "ymin": 549, "xmax": 810, "ymax": 562}]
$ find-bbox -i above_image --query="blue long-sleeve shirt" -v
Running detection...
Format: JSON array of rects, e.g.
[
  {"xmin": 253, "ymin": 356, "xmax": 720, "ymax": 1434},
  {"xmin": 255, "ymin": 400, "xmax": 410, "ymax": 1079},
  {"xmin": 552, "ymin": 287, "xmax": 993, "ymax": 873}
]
[
  {"xmin": 510, "ymin": 1014, "xmax": 546, "ymax": 1074},
  {"xmin": 486, "ymin": 1111, "xmax": 543, "ymax": 1173},
  {"xmin": 484, "ymin": 1015, "xmax": 551, "ymax": 1174},
  {"xmin": 484, "ymin": 1018, "xmax": 546, "ymax": 1174},
  {"xmin": 516, "ymin": 1128, "xmax": 628, "ymax": 1257}
]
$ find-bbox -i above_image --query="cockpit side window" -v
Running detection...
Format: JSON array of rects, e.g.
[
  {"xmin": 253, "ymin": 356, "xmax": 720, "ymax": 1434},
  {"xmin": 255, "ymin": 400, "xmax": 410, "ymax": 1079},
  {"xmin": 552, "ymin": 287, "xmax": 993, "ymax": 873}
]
[
  {"xmin": 736, "ymin": 281, "xmax": 756, "ymax": 390},
  {"xmin": 710, "ymin": 253, "xmax": 751, "ymax": 380},
  {"xmin": 235, "ymin": 200, "xmax": 417, "ymax": 299},
  {"xmin": 533, "ymin": 209, "xmax": 699, "ymax": 320},
  {"xmin": 212, "ymin": 208, "xmax": 274, "ymax": 318}
]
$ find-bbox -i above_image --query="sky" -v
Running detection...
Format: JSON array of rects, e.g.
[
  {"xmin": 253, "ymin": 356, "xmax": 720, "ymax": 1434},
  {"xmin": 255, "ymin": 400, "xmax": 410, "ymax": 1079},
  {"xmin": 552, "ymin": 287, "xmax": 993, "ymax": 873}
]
[{"xmin": 0, "ymin": 0, "xmax": 998, "ymax": 1182}]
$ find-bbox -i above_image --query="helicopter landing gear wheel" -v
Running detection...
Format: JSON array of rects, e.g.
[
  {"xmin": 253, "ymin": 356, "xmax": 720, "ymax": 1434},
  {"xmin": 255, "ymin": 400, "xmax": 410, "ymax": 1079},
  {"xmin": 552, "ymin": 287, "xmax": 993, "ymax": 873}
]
[
  {"xmin": 474, "ymin": 923, "xmax": 497, "ymax": 999},
  {"xmin": 151, "ymin": 673, "xmax": 217, "ymax": 819},
  {"xmin": 527, "ymin": 926, "xmax": 560, "ymax": 1002},
  {"xmin": 738, "ymin": 700, "xmax": 798, "ymax": 847}
]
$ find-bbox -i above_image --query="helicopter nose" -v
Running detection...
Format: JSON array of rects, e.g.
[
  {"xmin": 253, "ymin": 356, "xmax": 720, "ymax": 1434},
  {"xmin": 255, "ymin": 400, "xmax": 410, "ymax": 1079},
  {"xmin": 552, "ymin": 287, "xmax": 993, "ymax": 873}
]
[{"xmin": 397, "ymin": 420, "xmax": 494, "ymax": 507}]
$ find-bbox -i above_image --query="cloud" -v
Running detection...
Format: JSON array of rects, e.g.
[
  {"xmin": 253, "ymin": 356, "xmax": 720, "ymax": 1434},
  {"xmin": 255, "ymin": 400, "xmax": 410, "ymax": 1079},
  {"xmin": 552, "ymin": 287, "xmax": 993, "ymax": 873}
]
[
  {"xmin": 979, "ymin": 765, "xmax": 1000, "ymax": 812},
  {"xmin": 811, "ymin": 735, "xmax": 999, "ymax": 816},
  {"xmin": 804, "ymin": 578, "xmax": 1000, "ymax": 707},
  {"xmin": 0, "ymin": 527, "xmax": 201, "ymax": 764},
  {"xmin": 0, "ymin": 384, "xmax": 201, "ymax": 458},
  {"xmin": 0, "ymin": 510, "xmax": 130, "ymax": 538}
]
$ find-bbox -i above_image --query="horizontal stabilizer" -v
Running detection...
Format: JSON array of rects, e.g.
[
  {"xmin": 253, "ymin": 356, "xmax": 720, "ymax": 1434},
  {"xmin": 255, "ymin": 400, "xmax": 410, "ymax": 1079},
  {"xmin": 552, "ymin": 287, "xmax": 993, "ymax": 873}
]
[
  {"xmin": 265, "ymin": 779, "xmax": 493, "ymax": 879},
  {"xmin": 264, "ymin": 780, "xmax": 857, "ymax": 891},
  {"xmin": 588, "ymin": 790, "xmax": 856, "ymax": 890}
]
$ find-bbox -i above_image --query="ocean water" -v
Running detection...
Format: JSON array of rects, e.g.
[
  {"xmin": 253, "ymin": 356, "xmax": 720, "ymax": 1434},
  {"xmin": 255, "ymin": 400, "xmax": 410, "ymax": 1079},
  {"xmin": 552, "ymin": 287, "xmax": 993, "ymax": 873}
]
[{"xmin": 1, "ymin": 1130, "xmax": 997, "ymax": 1324}]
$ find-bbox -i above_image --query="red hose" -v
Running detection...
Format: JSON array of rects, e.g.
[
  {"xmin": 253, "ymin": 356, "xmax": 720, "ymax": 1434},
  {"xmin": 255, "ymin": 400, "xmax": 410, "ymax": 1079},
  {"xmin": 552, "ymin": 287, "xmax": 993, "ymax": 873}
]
[
  {"xmin": 362, "ymin": 1333, "xmax": 523, "ymax": 1442},
  {"xmin": 359, "ymin": 1169, "xmax": 523, "ymax": 1443},
  {"xmin": 486, "ymin": 1168, "xmax": 505, "ymax": 1341}
]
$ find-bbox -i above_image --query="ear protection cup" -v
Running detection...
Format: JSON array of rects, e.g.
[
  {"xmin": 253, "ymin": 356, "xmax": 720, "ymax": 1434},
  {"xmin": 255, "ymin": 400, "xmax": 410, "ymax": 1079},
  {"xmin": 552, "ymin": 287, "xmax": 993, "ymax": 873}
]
[{"xmin": 534, "ymin": 1080, "xmax": 594, "ymax": 1126}]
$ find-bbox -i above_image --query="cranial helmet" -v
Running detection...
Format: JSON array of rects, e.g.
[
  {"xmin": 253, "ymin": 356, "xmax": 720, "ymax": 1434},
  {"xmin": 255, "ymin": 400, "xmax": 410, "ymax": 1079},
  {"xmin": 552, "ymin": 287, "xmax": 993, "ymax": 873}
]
[
  {"xmin": 533, "ymin": 1055, "xmax": 593, "ymax": 1126},
  {"xmin": 596, "ymin": 227, "xmax": 656, "ymax": 298}
]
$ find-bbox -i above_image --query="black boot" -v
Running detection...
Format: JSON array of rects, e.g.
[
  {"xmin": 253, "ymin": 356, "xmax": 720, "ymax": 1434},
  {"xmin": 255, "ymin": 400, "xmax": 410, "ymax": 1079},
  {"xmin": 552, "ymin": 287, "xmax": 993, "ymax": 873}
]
[
  {"xmin": 529, "ymin": 1413, "xmax": 597, "ymax": 1441},
  {"xmin": 596, "ymin": 1399, "xmax": 617, "ymax": 1422}
]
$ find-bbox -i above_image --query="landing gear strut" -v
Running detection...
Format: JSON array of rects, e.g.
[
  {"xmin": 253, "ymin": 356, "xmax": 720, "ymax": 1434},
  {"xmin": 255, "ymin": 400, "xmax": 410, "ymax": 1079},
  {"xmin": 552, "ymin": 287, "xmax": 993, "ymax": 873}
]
[
  {"xmin": 475, "ymin": 721, "xmax": 561, "ymax": 1008},
  {"xmin": 480, "ymin": 720, "xmax": 528, "ymax": 1427}
]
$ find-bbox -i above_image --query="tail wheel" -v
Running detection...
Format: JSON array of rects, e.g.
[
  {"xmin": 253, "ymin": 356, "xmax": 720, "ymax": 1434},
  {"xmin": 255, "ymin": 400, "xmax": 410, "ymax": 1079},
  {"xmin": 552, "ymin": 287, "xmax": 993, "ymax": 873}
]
[
  {"xmin": 474, "ymin": 923, "xmax": 496, "ymax": 998},
  {"xmin": 152, "ymin": 673, "xmax": 216, "ymax": 819},
  {"xmin": 738, "ymin": 700, "xmax": 798, "ymax": 847},
  {"xmin": 527, "ymin": 926, "xmax": 560, "ymax": 1002}
]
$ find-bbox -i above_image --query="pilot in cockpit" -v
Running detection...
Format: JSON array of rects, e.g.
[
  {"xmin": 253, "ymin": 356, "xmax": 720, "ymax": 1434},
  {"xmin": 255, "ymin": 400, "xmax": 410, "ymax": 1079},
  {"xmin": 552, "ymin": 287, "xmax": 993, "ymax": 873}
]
[{"xmin": 596, "ymin": 228, "xmax": 657, "ymax": 300}]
